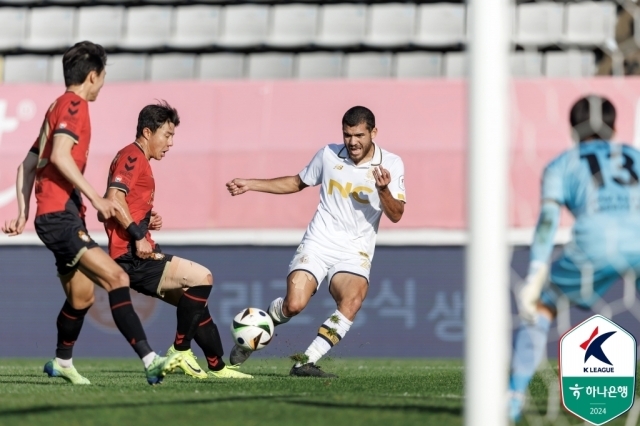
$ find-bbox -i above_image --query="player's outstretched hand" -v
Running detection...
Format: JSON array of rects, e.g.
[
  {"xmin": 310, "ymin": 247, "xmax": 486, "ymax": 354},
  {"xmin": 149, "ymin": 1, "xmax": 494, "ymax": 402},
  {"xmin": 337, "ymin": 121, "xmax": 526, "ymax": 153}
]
[
  {"xmin": 518, "ymin": 261, "xmax": 549, "ymax": 323},
  {"xmin": 373, "ymin": 166, "xmax": 391, "ymax": 191},
  {"xmin": 135, "ymin": 238, "xmax": 153, "ymax": 259},
  {"xmin": 2, "ymin": 216, "xmax": 27, "ymax": 236},
  {"xmin": 93, "ymin": 197, "xmax": 119, "ymax": 220},
  {"xmin": 226, "ymin": 179, "xmax": 250, "ymax": 196},
  {"xmin": 149, "ymin": 211, "xmax": 163, "ymax": 231}
]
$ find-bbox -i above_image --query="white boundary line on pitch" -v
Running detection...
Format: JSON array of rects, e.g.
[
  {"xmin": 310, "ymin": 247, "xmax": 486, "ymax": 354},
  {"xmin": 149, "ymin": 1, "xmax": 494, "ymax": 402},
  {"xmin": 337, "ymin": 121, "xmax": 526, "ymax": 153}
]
[{"xmin": 0, "ymin": 227, "xmax": 572, "ymax": 247}]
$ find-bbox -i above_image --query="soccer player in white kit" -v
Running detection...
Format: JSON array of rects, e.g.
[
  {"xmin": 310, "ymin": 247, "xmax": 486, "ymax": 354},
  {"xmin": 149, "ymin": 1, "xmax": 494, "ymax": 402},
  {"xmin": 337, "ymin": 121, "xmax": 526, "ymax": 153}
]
[{"xmin": 225, "ymin": 106, "xmax": 406, "ymax": 377}]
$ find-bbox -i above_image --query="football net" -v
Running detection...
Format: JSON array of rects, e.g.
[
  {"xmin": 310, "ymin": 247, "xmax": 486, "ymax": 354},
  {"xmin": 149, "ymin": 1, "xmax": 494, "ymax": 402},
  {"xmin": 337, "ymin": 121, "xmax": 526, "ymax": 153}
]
[{"xmin": 500, "ymin": 0, "xmax": 640, "ymax": 423}]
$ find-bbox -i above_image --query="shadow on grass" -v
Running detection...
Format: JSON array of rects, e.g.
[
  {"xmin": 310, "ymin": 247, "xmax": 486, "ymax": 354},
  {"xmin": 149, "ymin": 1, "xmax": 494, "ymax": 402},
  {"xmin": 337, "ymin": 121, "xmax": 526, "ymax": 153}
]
[
  {"xmin": 0, "ymin": 394, "xmax": 460, "ymax": 417},
  {"xmin": 286, "ymin": 399, "xmax": 462, "ymax": 416},
  {"xmin": 0, "ymin": 395, "xmax": 284, "ymax": 417}
]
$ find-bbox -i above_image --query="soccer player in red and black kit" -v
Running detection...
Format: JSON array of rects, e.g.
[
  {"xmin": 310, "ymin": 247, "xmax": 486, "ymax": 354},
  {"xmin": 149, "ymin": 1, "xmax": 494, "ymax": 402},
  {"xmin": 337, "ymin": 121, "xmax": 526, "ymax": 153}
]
[
  {"xmin": 1, "ymin": 42, "xmax": 182, "ymax": 385},
  {"xmin": 102, "ymin": 102, "xmax": 251, "ymax": 379}
]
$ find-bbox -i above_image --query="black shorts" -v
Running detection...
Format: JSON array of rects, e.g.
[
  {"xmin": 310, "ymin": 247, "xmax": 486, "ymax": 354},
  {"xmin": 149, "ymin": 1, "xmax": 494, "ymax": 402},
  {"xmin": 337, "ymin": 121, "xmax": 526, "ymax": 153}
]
[
  {"xmin": 35, "ymin": 211, "xmax": 99, "ymax": 276},
  {"xmin": 116, "ymin": 249, "xmax": 174, "ymax": 298}
]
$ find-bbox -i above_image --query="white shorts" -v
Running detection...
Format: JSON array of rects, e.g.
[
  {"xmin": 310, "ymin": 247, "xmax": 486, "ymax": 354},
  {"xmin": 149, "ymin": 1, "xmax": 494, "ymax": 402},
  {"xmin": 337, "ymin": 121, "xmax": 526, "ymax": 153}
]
[{"xmin": 287, "ymin": 242, "xmax": 372, "ymax": 289}]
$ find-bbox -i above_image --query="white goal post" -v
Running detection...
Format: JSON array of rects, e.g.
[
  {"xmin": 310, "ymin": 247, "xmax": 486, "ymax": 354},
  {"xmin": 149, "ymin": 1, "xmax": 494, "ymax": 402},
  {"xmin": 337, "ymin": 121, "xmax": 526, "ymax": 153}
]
[{"xmin": 465, "ymin": 0, "xmax": 511, "ymax": 423}]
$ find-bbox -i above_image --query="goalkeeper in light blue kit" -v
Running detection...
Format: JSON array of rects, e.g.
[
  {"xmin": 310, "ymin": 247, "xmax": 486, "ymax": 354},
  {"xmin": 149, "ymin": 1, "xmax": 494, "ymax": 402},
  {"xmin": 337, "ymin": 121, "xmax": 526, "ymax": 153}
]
[{"xmin": 509, "ymin": 95, "xmax": 640, "ymax": 421}]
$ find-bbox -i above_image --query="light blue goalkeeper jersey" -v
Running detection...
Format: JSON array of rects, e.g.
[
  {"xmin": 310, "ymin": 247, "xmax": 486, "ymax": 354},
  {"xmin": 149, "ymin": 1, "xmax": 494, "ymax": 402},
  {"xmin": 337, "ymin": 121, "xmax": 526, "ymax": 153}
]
[{"xmin": 540, "ymin": 140, "xmax": 640, "ymax": 262}]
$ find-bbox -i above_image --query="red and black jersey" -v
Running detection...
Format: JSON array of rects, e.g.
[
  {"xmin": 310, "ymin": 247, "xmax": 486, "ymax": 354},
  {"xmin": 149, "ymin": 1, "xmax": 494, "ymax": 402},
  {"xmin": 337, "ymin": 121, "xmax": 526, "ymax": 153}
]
[
  {"xmin": 104, "ymin": 142, "xmax": 157, "ymax": 260},
  {"xmin": 31, "ymin": 91, "xmax": 91, "ymax": 218}
]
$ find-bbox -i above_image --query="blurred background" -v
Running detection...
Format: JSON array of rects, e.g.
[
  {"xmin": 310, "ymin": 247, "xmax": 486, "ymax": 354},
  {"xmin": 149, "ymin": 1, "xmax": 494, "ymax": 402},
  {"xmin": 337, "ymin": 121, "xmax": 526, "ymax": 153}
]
[{"xmin": 1, "ymin": 0, "xmax": 640, "ymax": 362}]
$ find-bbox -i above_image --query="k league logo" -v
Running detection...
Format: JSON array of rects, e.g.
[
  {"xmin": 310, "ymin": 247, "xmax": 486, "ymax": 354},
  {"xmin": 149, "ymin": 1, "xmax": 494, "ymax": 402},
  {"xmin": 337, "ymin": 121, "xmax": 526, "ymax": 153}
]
[
  {"xmin": 559, "ymin": 315, "xmax": 636, "ymax": 425},
  {"xmin": 581, "ymin": 326, "xmax": 616, "ymax": 371}
]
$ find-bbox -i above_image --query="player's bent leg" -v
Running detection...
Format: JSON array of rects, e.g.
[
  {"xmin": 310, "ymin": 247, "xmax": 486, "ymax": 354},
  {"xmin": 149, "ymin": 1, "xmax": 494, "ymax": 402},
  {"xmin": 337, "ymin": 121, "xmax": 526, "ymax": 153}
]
[
  {"xmin": 328, "ymin": 272, "xmax": 369, "ymax": 321},
  {"xmin": 78, "ymin": 248, "xmax": 180, "ymax": 385},
  {"xmin": 509, "ymin": 256, "xmax": 621, "ymax": 420},
  {"xmin": 159, "ymin": 258, "xmax": 212, "ymax": 379},
  {"xmin": 44, "ymin": 269, "xmax": 95, "ymax": 385},
  {"xmin": 281, "ymin": 270, "xmax": 318, "ymax": 318},
  {"xmin": 230, "ymin": 270, "xmax": 318, "ymax": 367},
  {"xmin": 77, "ymin": 247, "xmax": 129, "ymax": 291},
  {"xmin": 509, "ymin": 302, "xmax": 555, "ymax": 421},
  {"xmin": 291, "ymin": 272, "xmax": 367, "ymax": 378},
  {"xmin": 163, "ymin": 289, "xmax": 233, "ymax": 377}
]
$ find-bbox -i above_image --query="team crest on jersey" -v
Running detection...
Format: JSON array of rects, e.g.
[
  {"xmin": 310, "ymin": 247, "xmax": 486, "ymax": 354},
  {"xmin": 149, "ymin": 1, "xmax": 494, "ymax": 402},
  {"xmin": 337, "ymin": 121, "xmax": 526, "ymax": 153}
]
[
  {"xmin": 333, "ymin": 164, "xmax": 344, "ymax": 170},
  {"xmin": 77, "ymin": 230, "xmax": 91, "ymax": 243},
  {"xmin": 365, "ymin": 168, "xmax": 376, "ymax": 182}
]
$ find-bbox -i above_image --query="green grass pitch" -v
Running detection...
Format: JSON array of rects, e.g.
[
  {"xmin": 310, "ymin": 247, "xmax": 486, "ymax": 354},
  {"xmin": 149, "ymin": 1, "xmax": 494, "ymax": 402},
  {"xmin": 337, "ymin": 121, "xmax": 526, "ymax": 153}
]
[{"xmin": 0, "ymin": 358, "xmax": 637, "ymax": 425}]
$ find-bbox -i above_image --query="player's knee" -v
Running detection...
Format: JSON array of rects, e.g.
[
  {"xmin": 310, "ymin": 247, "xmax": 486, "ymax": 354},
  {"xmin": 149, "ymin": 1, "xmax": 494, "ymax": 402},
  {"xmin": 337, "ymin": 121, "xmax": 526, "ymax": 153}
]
[
  {"xmin": 206, "ymin": 273, "xmax": 213, "ymax": 286},
  {"xmin": 70, "ymin": 293, "xmax": 94, "ymax": 310},
  {"xmin": 108, "ymin": 269, "xmax": 130, "ymax": 290},
  {"xmin": 283, "ymin": 298, "xmax": 307, "ymax": 316},
  {"xmin": 86, "ymin": 293, "xmax": 95, "ymax": 307},
  {"xmin": 341, "ymin": 297, "xmax": 364, "ymax": 317}
]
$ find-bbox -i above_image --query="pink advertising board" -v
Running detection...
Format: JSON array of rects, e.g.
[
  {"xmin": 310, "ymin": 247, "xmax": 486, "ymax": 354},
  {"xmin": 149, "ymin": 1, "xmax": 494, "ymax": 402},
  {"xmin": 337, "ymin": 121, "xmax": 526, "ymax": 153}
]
[{"xmin": 0, "ymin": 78, "xmax": 638, "ymax": 232}]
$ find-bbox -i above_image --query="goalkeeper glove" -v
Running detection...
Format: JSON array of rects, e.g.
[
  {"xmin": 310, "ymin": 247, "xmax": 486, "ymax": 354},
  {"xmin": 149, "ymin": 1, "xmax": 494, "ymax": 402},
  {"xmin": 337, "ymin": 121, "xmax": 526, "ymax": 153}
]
[{"xmin": 518, "ymin": 261, "xmax": 548, "ymax": 323}]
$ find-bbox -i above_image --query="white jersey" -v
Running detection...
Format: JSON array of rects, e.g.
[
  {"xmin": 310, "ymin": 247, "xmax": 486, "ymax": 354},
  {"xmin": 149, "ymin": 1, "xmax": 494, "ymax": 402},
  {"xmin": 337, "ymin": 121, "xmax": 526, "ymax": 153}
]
[{"xmin": 298, "ymin": 143, "xmax": 406, "ymax": 260}]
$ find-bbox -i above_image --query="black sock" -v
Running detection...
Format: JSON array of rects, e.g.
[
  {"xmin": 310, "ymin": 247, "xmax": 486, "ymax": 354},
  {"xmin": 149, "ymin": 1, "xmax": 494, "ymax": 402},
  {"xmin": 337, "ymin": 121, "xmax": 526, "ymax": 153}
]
[
  {"xmin": 108, "ymin": 287, "xmax": 152, "ymax": 358},
  {"xmin": 174, "ymin": 285, "xmax": 212, "ymax": 351},
  {"xmin": 194, "ymin": 308, "xmax": 226, "ymax": 371},
  {"xmin": 55, "ymin": 301, "xmax": 90, "ymax": 360}
]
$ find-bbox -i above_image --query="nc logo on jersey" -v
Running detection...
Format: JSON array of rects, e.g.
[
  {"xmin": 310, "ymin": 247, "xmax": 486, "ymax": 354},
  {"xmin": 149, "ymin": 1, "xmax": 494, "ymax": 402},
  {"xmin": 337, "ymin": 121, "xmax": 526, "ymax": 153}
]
[
  {"xmin": 559, "ymin": 314, "xmax": 636, "ymax": 425},
  {"xmin": 328, "ymin": 179, "xmax": 373, "ymax": 204}
]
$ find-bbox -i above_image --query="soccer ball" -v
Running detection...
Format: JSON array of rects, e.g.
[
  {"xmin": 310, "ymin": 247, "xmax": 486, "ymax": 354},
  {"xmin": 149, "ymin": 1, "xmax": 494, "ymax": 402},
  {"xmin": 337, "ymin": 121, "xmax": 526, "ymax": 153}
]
[{"xmin": 230, "ymin": 308, "xmax": 274, "ymax": 351}]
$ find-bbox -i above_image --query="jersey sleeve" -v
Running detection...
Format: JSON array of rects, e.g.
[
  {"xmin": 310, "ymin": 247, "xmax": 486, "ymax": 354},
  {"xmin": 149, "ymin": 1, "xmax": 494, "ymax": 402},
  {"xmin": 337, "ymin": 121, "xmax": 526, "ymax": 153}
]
[
  {"xmin": 387, "ymin": 157, "xmax": 406, "ymax": 203},
  {"xmin": 541, "ymin": 156, "xmax": 566, "ymax": 205},
  {"xmin": 299, "ymin": 147, "xmax": 325, "ymax": 187},
  {"xmin": 108, "ymin": 150, "xmax": 142, "ymax": 195},
  {"xmin": 52, "ymin": 98, "xmax": 86, "ymax": 143},
  {"xmin": 29, "ymin": 138, "xmax": 39, "ymax": 155}
]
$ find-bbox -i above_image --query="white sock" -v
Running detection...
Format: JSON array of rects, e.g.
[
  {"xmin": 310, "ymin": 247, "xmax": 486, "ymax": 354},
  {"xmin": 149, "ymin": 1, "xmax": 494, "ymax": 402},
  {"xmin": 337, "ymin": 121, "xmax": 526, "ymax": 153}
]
[
  {"xmin": 298, "ymin": 310, "xmax": 353, "ymax": 367},
  {"xmin": 142, "ymin": 352, "xmax": 157, "ymax": 369},
  {"xmin": 55, "ymin": 357, "xmax": 73, "ymax": 368},
  {"xmin": 268, "ymin": 297, "xmax": 291, "ymax": 325}
]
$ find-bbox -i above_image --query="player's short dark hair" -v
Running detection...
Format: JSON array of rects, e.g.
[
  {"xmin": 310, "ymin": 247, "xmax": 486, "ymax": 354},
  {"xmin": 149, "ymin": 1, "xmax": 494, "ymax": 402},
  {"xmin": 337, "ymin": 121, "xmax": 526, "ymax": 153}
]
[
  {"xmin": 342, "ymin": 106, "xmax": 376, "ymax": 131},
  {"xmin": 62, "ymin": 41, "xmax": 107, "ymax": 87},
  {"xmin": 570, "ymin": 95, "xmax": 616, "ymax": 141},
  {"xmin": 136, "ymin": 101, "xmax": 181, "ymax": 138}
]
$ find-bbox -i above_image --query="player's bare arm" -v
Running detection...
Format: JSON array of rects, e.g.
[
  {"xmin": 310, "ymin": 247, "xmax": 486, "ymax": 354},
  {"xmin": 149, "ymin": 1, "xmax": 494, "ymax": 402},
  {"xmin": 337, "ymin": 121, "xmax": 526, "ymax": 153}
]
[
  {"xmin": 149, "ymin": 211, "xmax": 163, "ymax": 231},
  {"xmin": 518, "ymin": 199, "xmax": 561, "ymax": 322},
  {"xmin": 373, "ymin": 166, "xmax": 404, "ymax": 223},
  {"xmin": 105, "ymin": 187, "xmax": 153, "ymax": 258},
  {"xmin": 2, "ymin": 151, "xmax": 38, "ymax": 236},
  {"xmin": 226, "ymin": 175, "xmax": 308, "ymax": 196},
  {"xmin": 50, "ymin": 134, "xmax": 118, "ymax": 220},
  {"xmin": 96, "ymin": 205, "xmax": 161, "ymax": 232}
]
